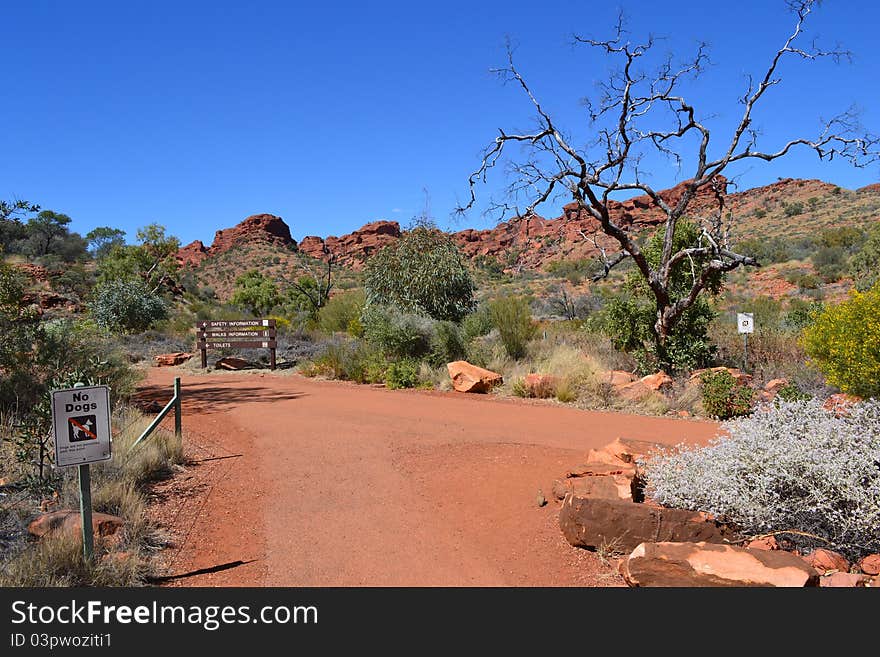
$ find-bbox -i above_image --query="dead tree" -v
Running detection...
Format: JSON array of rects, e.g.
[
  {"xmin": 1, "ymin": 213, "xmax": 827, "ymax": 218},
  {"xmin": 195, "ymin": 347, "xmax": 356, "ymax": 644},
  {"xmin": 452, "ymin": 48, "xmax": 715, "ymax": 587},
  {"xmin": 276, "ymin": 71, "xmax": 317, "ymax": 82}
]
[
  {"xmin": 289, "ymin": 246, "xmax": 335, "ymax": 315},
  {"xmin": 458, "ymin": 0, "xmax": 877, "ymax": 369}
]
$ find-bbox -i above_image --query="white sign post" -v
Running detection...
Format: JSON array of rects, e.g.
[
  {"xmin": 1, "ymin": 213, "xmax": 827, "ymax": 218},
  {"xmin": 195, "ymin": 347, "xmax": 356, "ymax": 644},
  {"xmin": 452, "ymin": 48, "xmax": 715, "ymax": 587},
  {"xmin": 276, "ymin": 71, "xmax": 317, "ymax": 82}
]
[
  {"xmin": 737, "ymin": 312, "xmax": 754, "ymax": 371},
  {"xmin": 51, "ymin": 384, "xmax": 112, "ymax": 561}
]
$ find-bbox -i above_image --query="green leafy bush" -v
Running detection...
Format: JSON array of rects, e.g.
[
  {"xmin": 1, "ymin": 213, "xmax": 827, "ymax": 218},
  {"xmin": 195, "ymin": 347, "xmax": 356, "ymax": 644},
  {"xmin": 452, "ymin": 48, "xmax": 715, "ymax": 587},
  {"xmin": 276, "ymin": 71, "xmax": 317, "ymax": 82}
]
[
  {"xmin": 231, "ymin": 270, "xmax": 281, "ymax": 316},
  {"xmin": 317, "ymin": 289, "xmax": 365, "ymax": 335},
  {"xmin": 849, "ymin": 222, "xmax": 880, "ymax": 292},
  {"xmin": 429, "ymin": 320, "xmax": 467, "ymax": 366},
  {"xmin": 782, "ymin": 201, "xmax": 803, "ymax": 217},
  {"xmin": 643, "ymin": 399, "xmax": 880, "ymax": 560},
  {"xmin": 461, "ymin": 304, "xmax": 493, "ymax": 341},
  {"xmin": 776, "ymin": 382, "xmax": 810, "ymax": 402},
  {"xmin": 363, "ymin": 224, "xmax": 475, "ymax": 321},
  {"xmin": 361, "ymin": 305, "xmax": 433, "ymax": 360},
  {"xmin": 91, "ymin": 280, "xmax": 168, "ymax": 334},
  {"xmin": 801, "ymin": 282, "xmax": 880, "ymax": 398},
  {"xmin": 489, "ymin": 295, "xmax": 536, "ymax": 360},
  {"xmin": 590, "ymin": 221, "xmax": 719, "ymax": 373},
  {"xmin": 811, "ymin": 246, "xmax": 847, "ymax": 283},
  {"xmin": 700, "ymin": 370, "xmax": 754, "ymax": 419},
  {"xmin": 385, "ymin": 359, "xmax": 419, "ymax": 389}
]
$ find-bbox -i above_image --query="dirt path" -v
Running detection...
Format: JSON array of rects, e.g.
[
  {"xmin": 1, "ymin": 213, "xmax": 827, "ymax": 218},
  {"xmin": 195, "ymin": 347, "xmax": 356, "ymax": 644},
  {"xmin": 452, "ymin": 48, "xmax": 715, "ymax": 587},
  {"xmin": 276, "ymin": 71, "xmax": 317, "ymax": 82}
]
[{"xmin": 140, "ymin": 369, "xmax": 719, "ymax": 586}]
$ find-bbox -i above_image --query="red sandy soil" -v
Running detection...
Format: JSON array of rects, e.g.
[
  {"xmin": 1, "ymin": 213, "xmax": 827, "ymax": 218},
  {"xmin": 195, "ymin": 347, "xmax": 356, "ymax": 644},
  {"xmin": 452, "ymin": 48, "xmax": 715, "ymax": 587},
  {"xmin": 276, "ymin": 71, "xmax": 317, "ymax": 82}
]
[{"xmin": 139, "ymin": 369, "xmax": 719, "ymax": 587}]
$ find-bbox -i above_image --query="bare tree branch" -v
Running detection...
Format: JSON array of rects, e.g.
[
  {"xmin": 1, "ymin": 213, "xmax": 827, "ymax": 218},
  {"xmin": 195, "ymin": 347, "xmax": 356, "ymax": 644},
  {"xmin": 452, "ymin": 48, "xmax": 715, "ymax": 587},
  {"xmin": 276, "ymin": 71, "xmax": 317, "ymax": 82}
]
[{"xmin": 458, "ymin": 0, "xmax": 879, "ymax": 369}]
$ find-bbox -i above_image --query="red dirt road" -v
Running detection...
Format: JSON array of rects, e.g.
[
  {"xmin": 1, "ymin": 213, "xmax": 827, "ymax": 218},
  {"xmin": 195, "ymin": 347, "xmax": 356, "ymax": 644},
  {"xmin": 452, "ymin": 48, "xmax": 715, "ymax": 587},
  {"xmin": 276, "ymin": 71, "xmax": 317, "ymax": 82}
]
[{"xmin": 141, "ymin": 369, "xmax": 719, "ymax": 586}]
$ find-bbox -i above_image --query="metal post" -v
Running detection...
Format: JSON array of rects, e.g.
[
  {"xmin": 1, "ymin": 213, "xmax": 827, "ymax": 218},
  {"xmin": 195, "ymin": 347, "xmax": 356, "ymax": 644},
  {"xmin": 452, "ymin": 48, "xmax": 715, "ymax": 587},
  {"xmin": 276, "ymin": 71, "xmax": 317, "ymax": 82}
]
[
  {"xmin": 174, "ymin": 376, "xmax": 182, "ymax": 438},
  {"xmin": 743, "ymin": 333, "xmax": 749, "ymax": 372},
  {"xmin": 71, "ymin": 381, "xmax": 94, "ymax": 562},
  {"xmin": 270, "ymin": 347, "xmax": 276, "ymax": 371},
  {"xmin": 78, "ymin": 464, "xmax": 94, "ymax": 562}
]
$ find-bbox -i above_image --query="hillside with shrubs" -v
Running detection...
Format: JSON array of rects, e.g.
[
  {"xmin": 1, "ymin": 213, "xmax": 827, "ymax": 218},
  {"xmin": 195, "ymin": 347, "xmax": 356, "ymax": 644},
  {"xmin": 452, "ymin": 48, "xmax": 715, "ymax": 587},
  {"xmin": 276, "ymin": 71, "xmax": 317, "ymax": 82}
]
[{"xmin": 2, "ymin": 174, "xmax": 879, "ymax": 582}]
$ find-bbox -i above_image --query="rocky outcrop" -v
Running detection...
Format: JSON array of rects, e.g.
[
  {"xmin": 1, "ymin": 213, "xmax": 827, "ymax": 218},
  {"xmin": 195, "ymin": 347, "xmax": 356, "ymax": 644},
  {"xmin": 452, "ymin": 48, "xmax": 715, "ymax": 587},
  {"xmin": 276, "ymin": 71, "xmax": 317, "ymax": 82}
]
[
  {"xmin": 177, "ymin": 239, "xmax": 209, "ymax": 267},
  {"xmin": 559, "ymin": 495, "xmax": 738, "ymax": 553},
  {"xmin": 616, "ymin": 371, "xmax": 674, "ymax": 400},
  {"xmin": 299, "ymin": 220, "xmax": 401, "ymax": 270},
  {"xmin": 803, "ymin": 548, "xmax": 850, "ymax": 574},
  {"xmin": 858, "ymin": 554, "xmax": 880, "ymax": 576},
  {"xmin": 28, "ymin": 510, "xmax": 125, "ymax": 543},
  {"xmin": 523, "ymin": 373, "xmax": 557, "ymax": 398},
  {"xmin": 620, "ymin": 541, "xmax": 820, "ymax": 587},
  {"xmin": 447, "ymin": 361, "xmax": 503, "ymax": 393},
  {"xmin": 819, "ymin": 572, "xmax": 872, "ymax": 587},
  {"xmin": 154, "ymin": 352, "xmax": 193, "ymax": 367},
  {"xmin": 176, "ymin": 214, "xmax": 295, "ymax": 267},
  {"xmin": 451, "ymin": 177, "xmax": 727, "ymax": 270},
  {"xmin": 20, "ymin": 291, "xmax": 78, "ymax": 313},
  {"xmin": 14, "ymin": 263, "xmax": 50, "ymax": 282},
  {"xmin": 211, "ymin": 214, "xmax": 295, "ymax": 253}
]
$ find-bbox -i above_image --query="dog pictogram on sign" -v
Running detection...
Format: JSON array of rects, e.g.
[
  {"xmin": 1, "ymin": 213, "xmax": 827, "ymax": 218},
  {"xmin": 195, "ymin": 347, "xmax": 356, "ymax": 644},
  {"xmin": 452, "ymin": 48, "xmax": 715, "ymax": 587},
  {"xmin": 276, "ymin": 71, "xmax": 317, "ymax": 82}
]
[{"xmin": 68, "ymin": 415, "xmax": 98, "ymax": 442}]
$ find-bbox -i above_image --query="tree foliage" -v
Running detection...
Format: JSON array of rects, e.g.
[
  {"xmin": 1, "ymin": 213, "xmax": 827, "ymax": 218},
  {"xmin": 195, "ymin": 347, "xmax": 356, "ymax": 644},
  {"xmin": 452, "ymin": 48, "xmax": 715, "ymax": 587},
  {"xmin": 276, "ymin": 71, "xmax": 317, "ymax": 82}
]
[
  {"xmin": 86, "ymin": 226, "xmax": 126, "ymax": 260},
  {"xmin": 231, "ymin": 270, "xmax": 281, "ymax": 317},
  {"xmin": 364, "ymin": 225, "xmax": 475, "ymax": 322},
  {"xmin": 595, "ymin": 221, "xmax": 718, "ymax": 373},
  {"xmin": 91, "ymin": 279, "xmax": 169, "ymax": 333},
  {"xmin": 96, "ymin": 223, "xmax": 180, "ymax": 293}
]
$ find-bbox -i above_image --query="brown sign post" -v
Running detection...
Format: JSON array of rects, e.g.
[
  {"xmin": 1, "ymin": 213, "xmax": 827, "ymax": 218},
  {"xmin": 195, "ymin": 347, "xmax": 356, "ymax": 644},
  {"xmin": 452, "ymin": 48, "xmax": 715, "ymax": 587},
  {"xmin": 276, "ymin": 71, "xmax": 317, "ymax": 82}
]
[{"xmin": 197, "ymin": 319, "xmax": 277, "ymax": 370}]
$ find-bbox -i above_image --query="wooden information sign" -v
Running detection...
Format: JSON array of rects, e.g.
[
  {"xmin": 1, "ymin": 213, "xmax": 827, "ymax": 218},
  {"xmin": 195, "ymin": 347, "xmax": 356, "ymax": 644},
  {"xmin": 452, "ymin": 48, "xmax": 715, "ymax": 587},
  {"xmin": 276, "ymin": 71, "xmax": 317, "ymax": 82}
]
[{"xmin": 196, "ymin": 319, "xmax": 277, "ymax": 369}]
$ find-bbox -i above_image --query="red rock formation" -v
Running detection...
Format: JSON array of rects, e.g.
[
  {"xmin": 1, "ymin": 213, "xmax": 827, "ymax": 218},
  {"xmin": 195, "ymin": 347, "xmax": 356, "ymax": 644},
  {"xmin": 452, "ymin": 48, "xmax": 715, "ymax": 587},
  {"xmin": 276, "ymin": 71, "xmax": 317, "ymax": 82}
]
[
  {"xmin": 446, "ymin": 360, "xmax": 503, "ymax": 393},
  {"xmin": 210, "ymin": 213, "xmax": 294, "ymax": 254},
  {"xmin": 299, "ymin": 220, "xmax": 401, "ymax": 269},
  {"xmin": 13, "ymin": 263, "xmax": 50, "ymax": 282},
  {"xmin": 177, "ymin": 240, "xmax": 209, "ymax": 267},
  {"xmin": 176, "ymin": 214, "xmax": 295, "ymax": 268},
  {"xmin": 449, "ymin": 177, "xmax": 727, "ymax": 270}
]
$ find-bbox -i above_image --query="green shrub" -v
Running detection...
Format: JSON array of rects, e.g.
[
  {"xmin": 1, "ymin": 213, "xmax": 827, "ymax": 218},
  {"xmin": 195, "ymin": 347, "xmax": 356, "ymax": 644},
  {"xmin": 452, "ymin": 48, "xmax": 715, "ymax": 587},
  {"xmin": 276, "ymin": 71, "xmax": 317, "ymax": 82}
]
[
  {"xmin": 783, "ymin": 299, "xmax": 823, "ymax": 332},
  {"xmin": 555, "ymin": 379, "xmax": 579, "ymax": 403},
  {"xmin": 385, "ymin": 359, "xmax": 419, "ymax": 389},
  {"xmin": 782, "ymin": 201, "xmax": 803, "ymax": 217},
  {"xmin": 461, "ymin": 304, "xmax": 493, "ymax": 341},
  {"xmin": 801, "ymin": 282, "xmax": 880, "ymax": 398},
  {"xmin": 363, "ymin": 224, "xmax": 475, "ymax": 321},
  {"xmin": 91, "ymin": 280, "xmax": 168, "ymax": 333},
  {"xmin": 231, "ymin": 270, "xmax": 280, "ymax": 317},
  {"xmin": 489, "ymin": 295, "xmax": 536, "ymax": 360},
  {"xmin": 776, "ymin": 382, "xmax": 810, "ymax": 402},
  {"xmin": 849, "ymin": 221, "xmax": 880, "ymax": 292},
  {"xmin": 812, "ymin": 246, "xmax": 847, "ymax": 282},
  {"xmin": 786, "ymin": 271, "xmax": 821, "ymax": 290},
  {"xmin": 317, "ymin": 289, "xmax": 365, "ymax": 335},
  {"xmin": 590, "ymin": 221, "xmax": 719, "ymax": 373},
  {"xmin": 643, "ymin": 399, "xmax": 880, "ymax": 561},
  {"xmin": 361, "ymin": 305, "xmax": 433, "ymax": 360},
  {"xmin": 545, "ymin": 258, "xmax": 600, "ymax": 285},
  {"xmin": 700, "ymin": 370, "xmax": 754, "ymax": 419},
  {"xmin": 429, "ymin": 320, "xmax": 467, "ymax": 366}
]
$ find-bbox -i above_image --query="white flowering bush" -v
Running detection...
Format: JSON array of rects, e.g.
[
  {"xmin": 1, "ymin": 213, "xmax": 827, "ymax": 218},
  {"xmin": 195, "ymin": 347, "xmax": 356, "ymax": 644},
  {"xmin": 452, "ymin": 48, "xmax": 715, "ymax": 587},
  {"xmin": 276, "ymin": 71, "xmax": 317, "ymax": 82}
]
[{"xmin": 642, "ymin": 399, "xmax": 880, "ymax": 560}]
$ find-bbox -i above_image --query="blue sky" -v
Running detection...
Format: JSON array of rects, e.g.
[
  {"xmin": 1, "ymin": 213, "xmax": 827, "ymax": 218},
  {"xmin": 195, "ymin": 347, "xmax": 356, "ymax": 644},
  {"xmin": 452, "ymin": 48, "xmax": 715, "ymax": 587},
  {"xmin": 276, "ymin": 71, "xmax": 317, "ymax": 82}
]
[{"xmin": 2, "ymin": 1, "xmax": 878, "ymax": 247}]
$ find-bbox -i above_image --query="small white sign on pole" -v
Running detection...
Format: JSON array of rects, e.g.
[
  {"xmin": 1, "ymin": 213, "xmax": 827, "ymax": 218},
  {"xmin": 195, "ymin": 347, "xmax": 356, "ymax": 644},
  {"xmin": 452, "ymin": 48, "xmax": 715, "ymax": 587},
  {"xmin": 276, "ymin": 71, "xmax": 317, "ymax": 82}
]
[
  {"xmin": 51, "ymin": 385, "xmax": 112, "ymax": 468},
  {"xmin": 737, "ymin": 312, "xmax": 754, "ymax": 334}
]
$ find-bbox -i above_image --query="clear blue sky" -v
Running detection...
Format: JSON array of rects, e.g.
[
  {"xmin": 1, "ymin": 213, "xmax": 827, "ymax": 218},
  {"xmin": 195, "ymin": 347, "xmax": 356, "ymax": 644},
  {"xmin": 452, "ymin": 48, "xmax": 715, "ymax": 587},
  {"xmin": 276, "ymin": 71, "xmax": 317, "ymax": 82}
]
[{"xmin": 2, "ymin": 0, "xmax": 878, "ymax": 247}]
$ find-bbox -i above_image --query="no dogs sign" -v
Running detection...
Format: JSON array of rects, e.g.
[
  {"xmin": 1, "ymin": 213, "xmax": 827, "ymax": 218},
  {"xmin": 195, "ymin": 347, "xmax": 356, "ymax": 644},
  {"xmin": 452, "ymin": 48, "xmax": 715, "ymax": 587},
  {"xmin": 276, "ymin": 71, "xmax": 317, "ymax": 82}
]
[{"xmin": 51, "ymin": 385, "xmax": 112, "ymax": 467}]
